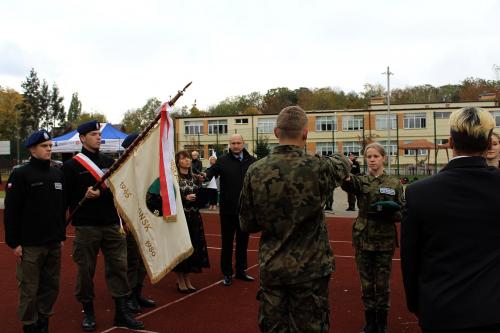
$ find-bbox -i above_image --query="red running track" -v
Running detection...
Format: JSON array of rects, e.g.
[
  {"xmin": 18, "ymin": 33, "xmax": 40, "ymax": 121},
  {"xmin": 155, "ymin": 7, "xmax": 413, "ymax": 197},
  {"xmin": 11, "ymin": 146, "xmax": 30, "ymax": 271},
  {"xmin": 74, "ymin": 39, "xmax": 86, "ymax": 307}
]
[{"xmin": 0, "ymin": 212, "xmax": 421, "ymax": 333}]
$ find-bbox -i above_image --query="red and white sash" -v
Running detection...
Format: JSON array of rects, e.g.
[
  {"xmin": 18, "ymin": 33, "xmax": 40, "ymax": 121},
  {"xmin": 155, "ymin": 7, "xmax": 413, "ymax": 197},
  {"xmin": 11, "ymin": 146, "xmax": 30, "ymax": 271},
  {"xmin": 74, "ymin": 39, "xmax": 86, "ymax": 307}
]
[
  {"xmin": 159, "ymin": 102, "xmax": 177, "ymax": 217},
  {"xmin": 73, "ymin": 153, "xmax": 109, "ymax": 189}
]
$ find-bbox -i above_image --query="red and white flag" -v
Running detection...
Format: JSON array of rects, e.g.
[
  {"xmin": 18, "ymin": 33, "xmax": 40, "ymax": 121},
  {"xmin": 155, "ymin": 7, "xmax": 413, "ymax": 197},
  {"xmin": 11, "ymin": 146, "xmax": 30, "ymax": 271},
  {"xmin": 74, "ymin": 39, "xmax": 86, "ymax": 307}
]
[
  {"xmin": 159, "ymin": 103, "xmax": 177, "ymax": 218},
  {"xmin": 108, "ymin": 103, "xmax": 193, "ymax": 283}
]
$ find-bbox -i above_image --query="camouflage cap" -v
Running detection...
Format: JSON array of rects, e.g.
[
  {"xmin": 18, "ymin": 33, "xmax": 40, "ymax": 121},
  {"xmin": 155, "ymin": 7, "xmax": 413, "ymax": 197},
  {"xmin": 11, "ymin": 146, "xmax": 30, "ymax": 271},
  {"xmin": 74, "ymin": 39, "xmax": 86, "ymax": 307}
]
[{"xmin": 329, "ymin": 153, "xmax": 351, "ymax": 183}]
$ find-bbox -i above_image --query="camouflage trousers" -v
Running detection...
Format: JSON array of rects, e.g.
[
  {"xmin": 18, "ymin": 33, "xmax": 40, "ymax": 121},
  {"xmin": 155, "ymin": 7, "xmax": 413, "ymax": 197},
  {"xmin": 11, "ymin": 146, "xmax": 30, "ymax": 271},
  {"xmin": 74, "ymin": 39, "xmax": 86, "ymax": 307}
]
[
  {"xmin": 16, "ymin": 243, "xmax": 61, "ymax": 325},
  {"xmin": 72, "ymin": 225, "xmax": 130, "ymax": 303},
  {"xmin": 354, "ymin": 249, "xmax": 394, "ymax": 312},
  {"xmin": 257, "ymin": 275, "xmax": 331, "ymax": 333}
]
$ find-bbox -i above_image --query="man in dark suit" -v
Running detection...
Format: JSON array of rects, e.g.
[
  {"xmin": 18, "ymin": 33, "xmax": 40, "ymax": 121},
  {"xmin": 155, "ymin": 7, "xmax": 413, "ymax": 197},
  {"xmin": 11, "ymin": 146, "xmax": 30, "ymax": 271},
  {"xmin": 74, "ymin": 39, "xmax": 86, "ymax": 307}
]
[
  {"xmin": 204, "ymin": 134, "xmax": 256, "ymax": 286},
  {"xmin": 401, "ymin": 107, "xmax": 500, "ymax": 333}
]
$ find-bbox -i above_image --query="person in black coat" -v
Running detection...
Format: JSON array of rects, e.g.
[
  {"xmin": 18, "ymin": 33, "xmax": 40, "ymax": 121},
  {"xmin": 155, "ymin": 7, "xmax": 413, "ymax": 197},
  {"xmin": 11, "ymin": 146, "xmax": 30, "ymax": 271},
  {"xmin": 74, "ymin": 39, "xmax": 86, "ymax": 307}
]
[
  {"xmin": 4, "ymin": 130, "xmax": 66, "ymax": 333},
  {"xmin": 401, "ymin": 107, "xmax": 500, "ymax": 333},
  {"xmin": 204, "ymin": 134, "xmax": 256, "ymax": 286},
  {"xmin": 62, "ymin": 120, "xmax": 143, "ymax": 331}
]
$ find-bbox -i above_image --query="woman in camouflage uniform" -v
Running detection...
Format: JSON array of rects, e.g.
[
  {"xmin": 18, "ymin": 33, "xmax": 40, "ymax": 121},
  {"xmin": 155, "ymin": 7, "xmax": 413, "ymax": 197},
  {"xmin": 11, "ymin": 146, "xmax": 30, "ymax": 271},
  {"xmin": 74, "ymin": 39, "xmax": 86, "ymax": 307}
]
[{"xmin": 342, "ymin": 143, "xmax": 403, "ymax": 333}]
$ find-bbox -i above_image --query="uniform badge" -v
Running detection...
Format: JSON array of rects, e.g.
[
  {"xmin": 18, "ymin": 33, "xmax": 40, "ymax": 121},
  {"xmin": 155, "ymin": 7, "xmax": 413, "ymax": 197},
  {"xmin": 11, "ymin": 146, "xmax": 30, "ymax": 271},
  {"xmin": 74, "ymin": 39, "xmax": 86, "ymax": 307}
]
[
  {"xmin": 54, "ymin": 182, "xmax": 63, "ymax": 190},
  {"xmin": 43, "ymin": 132, "xmax": 49, "ymax": 140},
  {"xmin": 379, "ymin": 187, "xmax": 395, "ymax": 195},
  {"xmin": 7, "ymin": 182, "xmax": 12, "ymax": 189}
]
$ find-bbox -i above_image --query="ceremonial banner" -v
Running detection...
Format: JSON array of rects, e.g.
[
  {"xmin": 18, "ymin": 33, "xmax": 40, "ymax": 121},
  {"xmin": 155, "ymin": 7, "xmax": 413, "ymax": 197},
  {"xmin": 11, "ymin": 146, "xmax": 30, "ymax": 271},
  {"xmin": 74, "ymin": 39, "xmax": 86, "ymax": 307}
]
[{"xmin": 108, "ymin": 105, "xmax": 193, "ymax": 283}]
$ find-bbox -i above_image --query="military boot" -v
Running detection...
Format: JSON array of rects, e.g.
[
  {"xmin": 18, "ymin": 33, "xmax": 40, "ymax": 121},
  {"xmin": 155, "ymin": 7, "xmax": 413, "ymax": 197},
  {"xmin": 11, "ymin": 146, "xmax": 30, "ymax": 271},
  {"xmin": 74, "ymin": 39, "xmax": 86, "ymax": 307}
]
[
  {"xmin": 125, "ymin": 293, "xmax": 141, "ymax": 314},
  {"xmin": 360, "ymin": 310, "xmax": 376, "ymax": 333},
  {"xmin": 135, "ymin": 285, "xmax": 156, "ymax": 308},
  {"xmin": 114, "ymin": 297, "xmax": 145, "ymax": 330},
  {"xmin": 23, "ymin": 324, "xmax": 40, "ymax": 333},
  {"xmin": 82, "ymin": 302, "xmax": 96, "ymax": 331},
  {"xmin": 37, "ymin": 317, "xmax": 49, "ymax": 333},
  {"xmin": 376, "ymin": 310, "xmax": 388, "ymax": 333}
]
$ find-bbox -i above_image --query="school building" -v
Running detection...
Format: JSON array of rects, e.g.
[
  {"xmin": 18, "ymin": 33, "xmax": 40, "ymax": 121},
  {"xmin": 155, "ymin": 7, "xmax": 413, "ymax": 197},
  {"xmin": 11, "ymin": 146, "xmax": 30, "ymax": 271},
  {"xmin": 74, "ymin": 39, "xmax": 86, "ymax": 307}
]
[{"xmin": 173, "ymin": 99, "xmax": 500, "ymax": 175}]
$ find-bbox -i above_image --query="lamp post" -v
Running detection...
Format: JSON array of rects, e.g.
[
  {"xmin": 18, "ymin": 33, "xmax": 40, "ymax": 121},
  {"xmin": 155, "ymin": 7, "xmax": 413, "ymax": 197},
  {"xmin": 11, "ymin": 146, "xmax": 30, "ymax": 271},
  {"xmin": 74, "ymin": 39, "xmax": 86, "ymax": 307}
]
[{"xmin": 382, "ymin": 66, "xmax": 393, "ymax": 174}]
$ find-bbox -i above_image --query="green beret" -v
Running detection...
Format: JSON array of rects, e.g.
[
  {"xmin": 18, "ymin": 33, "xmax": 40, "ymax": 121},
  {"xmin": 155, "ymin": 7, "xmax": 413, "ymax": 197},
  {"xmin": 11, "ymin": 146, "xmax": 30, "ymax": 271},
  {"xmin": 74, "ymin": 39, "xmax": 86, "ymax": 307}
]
[{"xmin": 370, "ymin": 200, "xmax": 401, "ymax": 212}]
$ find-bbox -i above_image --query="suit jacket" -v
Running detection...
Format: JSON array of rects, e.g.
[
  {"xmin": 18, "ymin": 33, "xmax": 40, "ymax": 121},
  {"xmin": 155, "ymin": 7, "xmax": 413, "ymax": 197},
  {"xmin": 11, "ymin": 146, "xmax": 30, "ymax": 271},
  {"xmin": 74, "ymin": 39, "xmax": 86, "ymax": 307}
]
[
  {"xmin": 401, "ymin": 156, "xmax": 500, "ymax": 330},
  {"xmin": 205, "ymin": 148, "xmax": 256, "ymax": 215}
]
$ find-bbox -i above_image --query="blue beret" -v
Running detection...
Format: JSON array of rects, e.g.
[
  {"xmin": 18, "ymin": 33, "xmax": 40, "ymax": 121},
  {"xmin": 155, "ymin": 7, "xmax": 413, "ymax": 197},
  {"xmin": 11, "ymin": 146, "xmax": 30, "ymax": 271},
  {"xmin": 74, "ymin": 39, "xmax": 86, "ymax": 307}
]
[
  {"xmin": 25, "ymin": 130, "xmax": 51, "ymax": 148},
  {"xmin": 122, "ymin": 133, "xmax": 139, "ymax": 149},
  {"xmin": 77, "ymin": 120, "xmax": 100, "ymax": 135}
]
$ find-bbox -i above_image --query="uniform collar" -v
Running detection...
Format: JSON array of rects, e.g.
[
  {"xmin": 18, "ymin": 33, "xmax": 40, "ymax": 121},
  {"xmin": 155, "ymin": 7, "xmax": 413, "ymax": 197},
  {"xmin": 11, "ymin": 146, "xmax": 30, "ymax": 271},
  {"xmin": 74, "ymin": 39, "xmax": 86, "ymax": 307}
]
[
  {"xmin": 29, "ymin": 156, "xmax": 51, "ymax": 170},
  {"xmin": 367, "ymin": 171, "xmax": 386, "ymax": 182},
  {"xmin": 272, "ymin": 145, "xmax": 305, "ymax": 156}
]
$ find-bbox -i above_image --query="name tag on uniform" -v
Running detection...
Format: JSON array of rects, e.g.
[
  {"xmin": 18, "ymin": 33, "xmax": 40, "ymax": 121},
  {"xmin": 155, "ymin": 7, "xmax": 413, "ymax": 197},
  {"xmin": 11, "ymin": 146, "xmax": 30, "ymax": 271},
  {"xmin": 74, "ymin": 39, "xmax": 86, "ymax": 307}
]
[
  {"xmin": 379, "ymin": 187, "xmax": 395, "ymax": 195},
  {"xmin": 54, "ymin": 182, "xmax": 63, "ymax": 190}
]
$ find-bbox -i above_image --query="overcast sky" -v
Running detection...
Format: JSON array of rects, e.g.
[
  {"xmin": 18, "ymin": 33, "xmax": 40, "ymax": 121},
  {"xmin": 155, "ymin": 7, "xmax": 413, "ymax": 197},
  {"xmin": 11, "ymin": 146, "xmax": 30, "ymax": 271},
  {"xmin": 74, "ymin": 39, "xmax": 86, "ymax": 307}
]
[{"xmin": 1, "ymin": 0, "xmax": 499, "ymax": 123}]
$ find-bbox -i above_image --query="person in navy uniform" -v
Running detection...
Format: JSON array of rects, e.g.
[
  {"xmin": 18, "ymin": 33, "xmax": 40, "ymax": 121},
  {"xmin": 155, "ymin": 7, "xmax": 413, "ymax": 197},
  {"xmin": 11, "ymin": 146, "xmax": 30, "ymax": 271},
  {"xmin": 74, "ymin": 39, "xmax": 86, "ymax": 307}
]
[
  {"xmin": 4, "ymin": 130, "xmax": 66, "ymax": 333},
  {"xmin": 62, "ymin": 120, "xmax": 143, "ymax": 331}
]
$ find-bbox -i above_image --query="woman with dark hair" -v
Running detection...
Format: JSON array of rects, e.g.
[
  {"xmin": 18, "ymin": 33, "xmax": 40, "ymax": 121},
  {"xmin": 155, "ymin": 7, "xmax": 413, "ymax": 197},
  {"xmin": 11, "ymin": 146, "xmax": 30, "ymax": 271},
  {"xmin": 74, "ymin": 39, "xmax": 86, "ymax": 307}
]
[{"xmin": 173, "ymin": 150, "xmax": 210, "ymax": 293}]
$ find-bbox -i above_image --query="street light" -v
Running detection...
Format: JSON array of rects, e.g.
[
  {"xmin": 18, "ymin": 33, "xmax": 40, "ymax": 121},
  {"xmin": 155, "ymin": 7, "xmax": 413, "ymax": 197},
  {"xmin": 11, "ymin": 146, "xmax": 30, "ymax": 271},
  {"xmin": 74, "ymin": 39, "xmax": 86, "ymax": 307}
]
[{"xmin": 382, "ymin": 66, "xmax": 393, "ymax": 174}]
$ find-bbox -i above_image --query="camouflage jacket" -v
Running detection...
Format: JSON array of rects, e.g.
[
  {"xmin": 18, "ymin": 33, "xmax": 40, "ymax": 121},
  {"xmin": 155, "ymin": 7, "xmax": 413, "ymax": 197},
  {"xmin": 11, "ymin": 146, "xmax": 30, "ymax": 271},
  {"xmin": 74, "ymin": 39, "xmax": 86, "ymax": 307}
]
[
  {"xmin": 239, "ymin": 145, "xmax": 350, "ymax": 286},
  {"xmin": 342, "ymin": 172, "xmax": 403, "ymax": 251}
]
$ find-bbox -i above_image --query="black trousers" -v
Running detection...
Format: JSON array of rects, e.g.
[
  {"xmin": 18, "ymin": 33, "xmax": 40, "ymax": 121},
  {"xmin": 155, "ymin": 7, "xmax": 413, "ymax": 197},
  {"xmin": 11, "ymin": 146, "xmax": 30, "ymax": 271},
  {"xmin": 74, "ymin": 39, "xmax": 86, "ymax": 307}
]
[
  {"xmin": 423, "ymin": 323, "xmax": 500, "ymax": 333},
  {"xmin": 347, "ymin": 192, "xmax": 356, "ymax": 209},
  {"xmin": 219, "ymin": 214, "xmax": 249, "ymax": 276}
]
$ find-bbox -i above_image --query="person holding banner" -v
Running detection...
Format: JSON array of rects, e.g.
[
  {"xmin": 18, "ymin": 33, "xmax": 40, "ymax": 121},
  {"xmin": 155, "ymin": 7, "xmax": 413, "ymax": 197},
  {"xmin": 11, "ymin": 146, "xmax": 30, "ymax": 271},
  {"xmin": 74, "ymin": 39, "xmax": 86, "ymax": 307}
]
[
  {"xmin": 173, "ymin": 150, "xmax": 210, "ymax": 293},
  {"xmin": 62, "ymin": 120, "xmax": 144, "ymax": 331}
]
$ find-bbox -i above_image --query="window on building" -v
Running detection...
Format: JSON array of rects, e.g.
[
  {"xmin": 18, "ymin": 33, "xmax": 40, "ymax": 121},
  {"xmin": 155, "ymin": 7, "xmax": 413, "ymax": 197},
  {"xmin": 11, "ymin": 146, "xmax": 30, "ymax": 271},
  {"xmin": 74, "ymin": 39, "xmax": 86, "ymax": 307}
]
[
  {"xmin": 378, "ymin": 140, "xmax": 398, "ymax": 156},
  {"xmin": 184, "ymin": 121, "xmax": 203, "ymax": 135},
  {"xmin": 342, "ymin": 115, "xmax": 364, "ymax": 131},
  {"xmin": 235, "ymin": 118, "xmax": 249, "ymax": 124},
  {"xmin": 375, "ymin": 114, "xmax": 397, "ymax": 130},
  {"xmin": 436, "ymin": 138, "xmax": 449, "ymax": 145},
  {"xmin": 435, "ymin": 111, "xmax": 451, "ymax": 119},
  {"xmin": 316, "ymin": 142, "xmax": 337, "ymax": 156},
  {"xmin": 404, "ymin": 113, "xmax": 426, "ymax": 129},
  {"xmin": 492, "ymin": 112, "xmax": 500, "ymax": 127},
  {"xmin": 403, "ymin": 141, "xmax": 428, "ymax": 156},
  {"xmin": 257, "ymin": 118, "xmax": 276, "ymax": 134},
  {"xmin": 208, "ymin": 120, "xmax": 228, "ymax": 134},
  {"xmin": 343, "ymin": 141, "xmax": 362, "ymax": 156},
  {"xmin": 315, "ymin": 116, "xmax": 337, "ymax": 131}
]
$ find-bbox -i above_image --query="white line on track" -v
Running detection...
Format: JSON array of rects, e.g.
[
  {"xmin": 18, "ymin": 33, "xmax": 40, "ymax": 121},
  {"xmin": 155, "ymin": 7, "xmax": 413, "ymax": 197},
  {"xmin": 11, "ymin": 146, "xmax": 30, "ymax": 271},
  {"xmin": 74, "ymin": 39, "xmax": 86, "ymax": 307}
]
[{"xmin": 100, "ymin": 263, "xmax": 260, "ymax": 333}]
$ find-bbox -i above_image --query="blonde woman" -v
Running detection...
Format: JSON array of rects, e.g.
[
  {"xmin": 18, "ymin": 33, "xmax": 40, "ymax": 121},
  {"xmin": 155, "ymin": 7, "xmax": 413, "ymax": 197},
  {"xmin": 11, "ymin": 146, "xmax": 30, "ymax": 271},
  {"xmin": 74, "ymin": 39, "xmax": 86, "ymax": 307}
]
[{"xmin": 342, "ymin": 143, "xmax": 403, "ymax": 333}]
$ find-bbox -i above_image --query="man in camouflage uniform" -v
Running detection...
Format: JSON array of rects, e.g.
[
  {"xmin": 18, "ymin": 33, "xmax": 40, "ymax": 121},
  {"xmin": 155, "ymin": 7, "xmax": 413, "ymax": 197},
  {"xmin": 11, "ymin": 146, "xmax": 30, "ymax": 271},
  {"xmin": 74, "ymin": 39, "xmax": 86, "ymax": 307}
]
[
  {"xmin": 342, "ymin": 143, "xmax": 403, "ymax": 333},
  {"xmin": 239, "ymin": 106, "xmax": 351, "ymax": 333}
]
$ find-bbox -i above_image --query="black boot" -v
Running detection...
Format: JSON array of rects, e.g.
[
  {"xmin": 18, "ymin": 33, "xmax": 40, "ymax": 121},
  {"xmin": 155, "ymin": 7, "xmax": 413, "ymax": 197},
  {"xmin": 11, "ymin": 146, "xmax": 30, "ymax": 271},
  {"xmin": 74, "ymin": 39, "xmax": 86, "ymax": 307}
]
[
  {"xmin": 37, "ymin": 317, "xmax": 49, "ymax": 333},
  {"xmin": 360, "ymin": 310, "xmax": 376, "ymax": 333},
  {"xmin": 23, "ymin": 324, "xmax": 40, "ymax": 333},
  {"xmin": 126, "ymin": 293, "xmax": 141, "ymax": 314},
  {"xmin": 114, "ymin": 297, "xmax": 145, "ymax": 330},
  {"xmin": 376, "ymin": 310, "xmax": 388, "ymax": 333},
  {"xmin": 135, "ymin": 285, "xmax": 156, "ymax": 308},
  {"xmin": 82, "ymin": 302, "xmax": 96, "ymax": 332}
]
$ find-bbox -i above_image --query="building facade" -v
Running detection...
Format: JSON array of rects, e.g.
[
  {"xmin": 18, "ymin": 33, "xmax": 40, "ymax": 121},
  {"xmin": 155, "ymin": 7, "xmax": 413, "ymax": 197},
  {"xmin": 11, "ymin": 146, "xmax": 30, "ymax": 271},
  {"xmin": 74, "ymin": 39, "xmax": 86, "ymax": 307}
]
[{"xmin": 174, "ymin": 101, "xmax": 500, "ymax": 175}]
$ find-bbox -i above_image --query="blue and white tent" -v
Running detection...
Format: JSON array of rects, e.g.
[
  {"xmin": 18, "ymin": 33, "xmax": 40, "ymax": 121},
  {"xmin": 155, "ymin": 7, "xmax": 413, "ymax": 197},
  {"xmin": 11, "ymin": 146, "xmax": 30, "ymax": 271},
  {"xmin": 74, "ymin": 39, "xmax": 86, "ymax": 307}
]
[{"xmin": 52, "ymin": 123, "xmax": 128, "ymax": 153}]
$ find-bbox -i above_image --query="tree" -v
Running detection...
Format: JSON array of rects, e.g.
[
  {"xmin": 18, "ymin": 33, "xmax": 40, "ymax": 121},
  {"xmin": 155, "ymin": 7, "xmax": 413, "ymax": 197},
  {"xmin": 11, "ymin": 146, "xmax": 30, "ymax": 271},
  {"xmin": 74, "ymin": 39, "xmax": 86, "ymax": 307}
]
[
  {"xmin": 71, "ymin": 112, "xmax": 107, "ymax": 128},
  {"xmin": 38, "ymin": 80, "xmax": 51, "ymax": 129},
  {"xmin": 0, "ymin": 86, "xmax": 23, "ymax": 140},
  {"xmin": 121, "ymin": 97, "xmax": 161, "ymax": 133},
  {"xmin": 67, "ymin": 92, "xmax": 82, "ymax": 124},
  {"xmin": 254, "ymin": 135, "xmax": 271, "ymax": 159},
  {"xmin": 262, "ymin": 87, "xmax": 297, "ymax": 114},
  {"xmin": 18, "ymin": 68, "xmax": 42, "ymax": 137},
  {"xmin": 49, "ymin": 83, "xmax": 66, "ymax": 131}
]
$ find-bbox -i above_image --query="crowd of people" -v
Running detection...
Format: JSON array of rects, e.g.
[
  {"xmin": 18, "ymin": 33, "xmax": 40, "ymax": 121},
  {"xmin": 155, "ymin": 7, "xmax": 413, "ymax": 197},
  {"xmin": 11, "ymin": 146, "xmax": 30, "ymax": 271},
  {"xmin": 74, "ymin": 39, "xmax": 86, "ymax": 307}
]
[{"xmin": 3, "ymin": 105, "xmax": 500, "ymax": 333}]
